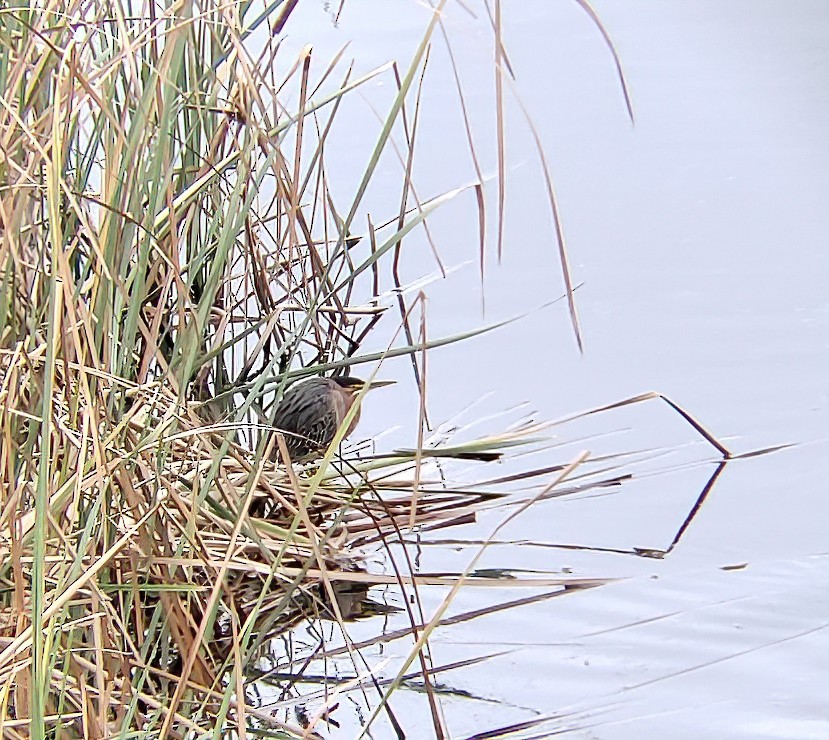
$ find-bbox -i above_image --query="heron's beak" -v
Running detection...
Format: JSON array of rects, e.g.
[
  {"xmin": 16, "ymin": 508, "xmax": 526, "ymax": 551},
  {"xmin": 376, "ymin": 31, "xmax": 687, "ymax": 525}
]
[{"xmin": 364, "ymin": 379, "xmax": 395, "ymax": 390}]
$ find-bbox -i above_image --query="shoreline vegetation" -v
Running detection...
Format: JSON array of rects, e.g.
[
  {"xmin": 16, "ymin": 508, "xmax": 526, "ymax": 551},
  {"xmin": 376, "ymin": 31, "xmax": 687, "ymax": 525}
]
[{"xmin": 0, "ymin": 2, "xmax": 729, "ymax": 736}]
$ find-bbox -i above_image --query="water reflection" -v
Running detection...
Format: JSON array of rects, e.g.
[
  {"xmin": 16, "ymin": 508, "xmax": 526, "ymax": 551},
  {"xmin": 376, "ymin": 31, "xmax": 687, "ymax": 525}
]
[{"xmin": 260, "ymin": 1, "xmax": 829, "ymax": 737}]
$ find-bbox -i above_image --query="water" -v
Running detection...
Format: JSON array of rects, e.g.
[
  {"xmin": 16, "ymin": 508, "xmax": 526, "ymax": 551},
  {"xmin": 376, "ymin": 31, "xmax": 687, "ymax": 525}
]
[{"xmin": 265, "ymin": 2, "xmax": 829, "ymax": 736}]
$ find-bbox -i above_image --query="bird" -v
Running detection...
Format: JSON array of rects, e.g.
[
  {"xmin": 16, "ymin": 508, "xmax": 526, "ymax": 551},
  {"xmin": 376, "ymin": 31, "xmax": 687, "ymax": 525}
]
[{"xmin": 271, "ymin": 376, "xmax": 393, "ymax": 460}]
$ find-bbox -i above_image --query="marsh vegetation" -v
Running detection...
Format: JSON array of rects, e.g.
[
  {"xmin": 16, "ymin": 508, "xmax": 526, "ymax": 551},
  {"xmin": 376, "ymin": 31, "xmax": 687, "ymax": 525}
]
[{"xmin": 0, "ymin": 1, "xmax": 764, "ymax": 737}]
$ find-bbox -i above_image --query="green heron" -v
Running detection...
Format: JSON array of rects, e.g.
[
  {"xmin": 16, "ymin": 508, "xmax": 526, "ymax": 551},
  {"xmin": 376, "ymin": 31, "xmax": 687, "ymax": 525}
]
[{"xmin": 272, "ymin": 376, "xmax": 393, "ymax": 460}]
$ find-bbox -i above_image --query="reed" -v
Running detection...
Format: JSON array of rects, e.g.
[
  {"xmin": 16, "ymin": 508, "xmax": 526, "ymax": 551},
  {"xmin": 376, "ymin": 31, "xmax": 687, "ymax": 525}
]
[{"xmin": 0, "ymin": 1, "xmax": 685, "ymax": 736}]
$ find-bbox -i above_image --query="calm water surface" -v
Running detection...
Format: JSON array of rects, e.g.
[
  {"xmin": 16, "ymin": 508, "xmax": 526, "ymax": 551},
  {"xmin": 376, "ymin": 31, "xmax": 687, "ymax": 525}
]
[{"xmin": 270, "ymin": 2, "xmax": 829, "ymax": 737}]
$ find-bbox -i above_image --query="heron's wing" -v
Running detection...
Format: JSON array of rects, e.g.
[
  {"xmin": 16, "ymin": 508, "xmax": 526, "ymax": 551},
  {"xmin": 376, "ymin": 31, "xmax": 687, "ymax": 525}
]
[
  {"xmin": 273, "ymin": 380, "xmax": 337, "ymax": 458},
  {"xmin": 301, "ymin": 406, "xmax": 339, "ymax": 451}
]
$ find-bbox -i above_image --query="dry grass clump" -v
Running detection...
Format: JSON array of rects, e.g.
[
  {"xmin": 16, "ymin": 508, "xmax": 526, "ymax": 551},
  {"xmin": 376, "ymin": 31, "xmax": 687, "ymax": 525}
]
[
  {"xmin": 0, "ymin": 1, "xmax": 569, "ymax": 735},
  {"xmin": 0, "ymin": 0, "xmax": 717, "ymax": 736}
]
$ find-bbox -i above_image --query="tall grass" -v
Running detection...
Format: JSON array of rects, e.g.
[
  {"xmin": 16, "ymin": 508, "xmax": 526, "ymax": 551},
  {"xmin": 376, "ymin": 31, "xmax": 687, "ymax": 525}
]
[
  {"xmin": 0, "ymin": 1, "xmax": 712, "ymax": 736},
  {"xmin": 0, "ymin": 1, "xmax": 514, "ymax": 735}
]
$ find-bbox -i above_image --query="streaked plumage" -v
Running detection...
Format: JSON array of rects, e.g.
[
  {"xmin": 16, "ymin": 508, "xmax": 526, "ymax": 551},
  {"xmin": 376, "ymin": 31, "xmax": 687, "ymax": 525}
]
[{"xmin": 272, "ymin": 376, "xmax": 391, "ymax": 460}]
